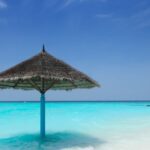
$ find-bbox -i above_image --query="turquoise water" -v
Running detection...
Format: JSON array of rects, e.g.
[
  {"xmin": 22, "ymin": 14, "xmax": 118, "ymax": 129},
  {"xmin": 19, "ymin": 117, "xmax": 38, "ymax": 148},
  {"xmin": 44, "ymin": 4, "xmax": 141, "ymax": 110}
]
[{"xmin": 0, "ymin": 102, "xmax": 150, "ymax": 150}]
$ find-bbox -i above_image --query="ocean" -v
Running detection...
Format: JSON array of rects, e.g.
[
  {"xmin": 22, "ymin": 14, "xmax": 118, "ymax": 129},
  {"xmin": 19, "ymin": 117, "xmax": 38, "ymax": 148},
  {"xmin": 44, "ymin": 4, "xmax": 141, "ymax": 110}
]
[{"xmin": 0, "ymin": 101, "xmax": 150, "ymax": 150}]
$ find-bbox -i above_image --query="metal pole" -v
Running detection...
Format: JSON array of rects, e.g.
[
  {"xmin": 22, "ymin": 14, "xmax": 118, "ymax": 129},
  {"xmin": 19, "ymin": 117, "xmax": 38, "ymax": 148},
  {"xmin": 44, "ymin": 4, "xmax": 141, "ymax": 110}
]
[{"xmin": 40, "ymin": 92, "xmax": 45, "ymax": 138}]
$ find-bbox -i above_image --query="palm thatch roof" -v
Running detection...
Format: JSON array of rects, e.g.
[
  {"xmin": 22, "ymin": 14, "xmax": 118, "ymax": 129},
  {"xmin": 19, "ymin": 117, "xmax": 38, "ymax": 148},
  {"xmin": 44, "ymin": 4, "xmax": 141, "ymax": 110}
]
[{"xmin": 0, "ymin": 47, "xmax": 100, "ymax": 93}]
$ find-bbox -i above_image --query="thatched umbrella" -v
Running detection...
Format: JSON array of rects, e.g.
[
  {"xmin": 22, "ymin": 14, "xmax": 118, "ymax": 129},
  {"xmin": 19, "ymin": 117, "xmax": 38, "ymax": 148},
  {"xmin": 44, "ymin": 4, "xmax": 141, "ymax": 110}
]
[{"xmin": 0, "ymin": 46, "xmax": 100, "ymax": 138}]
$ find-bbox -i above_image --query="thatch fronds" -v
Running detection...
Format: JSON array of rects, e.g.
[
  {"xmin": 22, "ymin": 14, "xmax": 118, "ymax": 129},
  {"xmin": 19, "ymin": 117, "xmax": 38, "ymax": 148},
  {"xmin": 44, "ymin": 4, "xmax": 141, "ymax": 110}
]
[{"xmin": 0, "ymin": 47, "xmax": 100, "ymax": 93}]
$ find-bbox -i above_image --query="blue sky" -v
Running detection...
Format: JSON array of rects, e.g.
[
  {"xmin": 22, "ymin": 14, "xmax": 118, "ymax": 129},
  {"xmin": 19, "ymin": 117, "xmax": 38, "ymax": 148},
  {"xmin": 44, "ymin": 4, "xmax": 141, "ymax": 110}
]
[{"xmin": 0, "ymin": 0, "xmax": 150, "ymax": 101}]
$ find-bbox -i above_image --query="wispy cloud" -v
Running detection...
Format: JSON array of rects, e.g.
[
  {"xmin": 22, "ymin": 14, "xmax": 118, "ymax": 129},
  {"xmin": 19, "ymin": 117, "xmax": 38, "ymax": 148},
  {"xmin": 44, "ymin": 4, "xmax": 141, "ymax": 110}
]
[
  {"xmin": 60, "ymin": 0, "xmax": 108, "ymax": 10},
  {"xmin": 96, "ymin": 13, "xmax": 112, "ymax": 19},
  {"xmin": 56, "ymin": 0, "xmax": 75, "ymax": 11},
  {"xmin": 138, "ymin": 20, "xmax": 150, "ymax": 28},
  {"xmin": 98, "ymin": 0, "xmax": 108, "ymax": 2},
  {"xmin": 80, "ymin": 0, "xmax": 108, "ymax": 2},
  {"xmin": 61, "ymin": 0, "xmax": 75, "ymax": 9},
  {"xmin": 131, "ymin": 7, "xmax": 150, "ymax": 20},
  {"xmin": 96, "ymin": 6, "xmax": 150, "ymax": 30},
  {"xmin": 0, "ymin": 0, "xmax": 7, "ymax": 9},
  {"xmin": 130, "ymin": 7, "xmax": 150, "ymax": 29}
]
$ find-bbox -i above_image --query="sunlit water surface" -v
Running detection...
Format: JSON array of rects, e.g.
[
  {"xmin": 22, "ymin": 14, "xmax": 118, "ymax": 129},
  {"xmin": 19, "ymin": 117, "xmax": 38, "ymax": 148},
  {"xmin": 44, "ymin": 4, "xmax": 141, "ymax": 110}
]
[{"xmin": 0, "ymin": 101, "xmax": 150, "ymax": 150}]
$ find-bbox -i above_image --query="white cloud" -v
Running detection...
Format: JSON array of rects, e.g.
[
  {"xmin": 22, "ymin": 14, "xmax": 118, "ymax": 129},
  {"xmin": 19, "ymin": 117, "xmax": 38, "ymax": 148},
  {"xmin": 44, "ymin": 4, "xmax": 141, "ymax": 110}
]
[
  {"xmin": 95, "ymin": 7, "xmax": 150, "ymax": 30},
  {"xmin": 57, "ymin": 0, "xmax": 108, "ymax": 12},
  {"xmin": 131, "ymin": 8, "xmax": 150, "ymax": 19},
  {"xmin": 98, "ymin": 0, "xmax": 108, "ymax": 2},
  {"xmin": 0, "ymin": 0, "xmax": 7, "ymax": 9},
  {"xmin": 56, "ymin": 0, "xmax": 75, "ymax": 11},
  {"xmin": 130, "ymin": 7, "xmax": 150, "ymax": 29},
  {"xmin": 138, "ymin": 21, "xmax": 150, "ymax": 28},
  {"xmin": 62, "ymin": 0, "xmax": 108, "ymax": 9},
  {"xmin": 80, "ymin": 0, "xmax": 108, "ymax": 2},
  {"xmin": 96, "ymin": 13, "xmax": 112, "ymax": 19},
  {"xmin": 63, "ymin": 0, "xmax": 75, "ymax": 8}
]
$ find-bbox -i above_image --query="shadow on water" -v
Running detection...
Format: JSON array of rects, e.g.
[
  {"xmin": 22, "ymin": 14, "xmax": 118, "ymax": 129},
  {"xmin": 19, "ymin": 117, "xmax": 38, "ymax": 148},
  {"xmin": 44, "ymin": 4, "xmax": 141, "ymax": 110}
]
[{"xmin": 0, "ymin": 132, "xmax": 104, "ymax": 150}]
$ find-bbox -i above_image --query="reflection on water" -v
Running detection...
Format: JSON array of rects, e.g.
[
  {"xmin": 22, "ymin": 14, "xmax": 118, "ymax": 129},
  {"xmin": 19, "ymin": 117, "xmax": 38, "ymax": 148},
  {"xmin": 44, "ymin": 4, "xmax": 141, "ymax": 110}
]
[{"xmin": 0, "ymin": 132, "xmax": 103, "ymax": 150}]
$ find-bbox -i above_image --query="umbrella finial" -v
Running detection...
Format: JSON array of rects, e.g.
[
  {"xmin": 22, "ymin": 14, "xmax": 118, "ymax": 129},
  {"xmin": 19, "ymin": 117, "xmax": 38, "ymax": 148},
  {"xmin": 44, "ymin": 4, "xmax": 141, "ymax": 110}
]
[{"xmin": 42, "ymin": 44, "xmax": 46, "ymax": 53}]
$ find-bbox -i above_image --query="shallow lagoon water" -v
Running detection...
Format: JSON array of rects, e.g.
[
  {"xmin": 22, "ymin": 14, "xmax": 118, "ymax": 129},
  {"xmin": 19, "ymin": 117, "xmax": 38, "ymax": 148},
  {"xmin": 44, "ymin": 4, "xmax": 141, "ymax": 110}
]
[{"xmin": 0, "ymin": 102, "xmax": 150, "ymax": 150}]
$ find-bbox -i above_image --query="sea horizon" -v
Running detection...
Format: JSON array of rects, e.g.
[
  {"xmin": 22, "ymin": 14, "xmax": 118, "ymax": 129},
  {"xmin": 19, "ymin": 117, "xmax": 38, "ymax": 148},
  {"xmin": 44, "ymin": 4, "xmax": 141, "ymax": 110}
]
[{"xmin": 0, "ymin": 100, "xmax": 150, "ymax": 103}]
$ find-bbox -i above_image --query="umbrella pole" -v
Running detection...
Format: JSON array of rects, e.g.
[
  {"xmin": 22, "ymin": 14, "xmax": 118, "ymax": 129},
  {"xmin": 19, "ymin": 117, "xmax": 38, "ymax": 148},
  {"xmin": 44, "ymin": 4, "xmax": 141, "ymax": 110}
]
[{"xmin": 40, "ymin": 92, "xmax": 45, "ymax": 138}]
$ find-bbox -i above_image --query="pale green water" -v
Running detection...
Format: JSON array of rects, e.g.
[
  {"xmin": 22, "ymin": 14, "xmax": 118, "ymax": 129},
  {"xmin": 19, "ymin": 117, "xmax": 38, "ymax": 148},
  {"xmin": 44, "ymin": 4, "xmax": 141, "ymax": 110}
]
[{"xmin": 0, "ymin": 102, "xmax": 150, "ymax": 150}]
